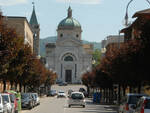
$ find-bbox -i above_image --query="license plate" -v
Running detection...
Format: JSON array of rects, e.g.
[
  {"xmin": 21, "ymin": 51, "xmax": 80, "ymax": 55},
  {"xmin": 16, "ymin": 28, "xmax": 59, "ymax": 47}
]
[{"xmin": 73, "ymin": 100, "xmax": 79, "ymax": 102}]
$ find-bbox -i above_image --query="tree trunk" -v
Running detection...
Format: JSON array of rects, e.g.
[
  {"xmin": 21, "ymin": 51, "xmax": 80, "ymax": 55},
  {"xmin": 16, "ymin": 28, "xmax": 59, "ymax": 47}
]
[
  {"xmin": 138, "ymin": 82, "xmax": 141, "ymax": 93},
  {"xmin": 103, "ymin": 88, "xmax": 106, "ymax": 103},
  {"xmin": 118, "ymin": 84, "xmax": 121, "ymax": 104},
  {"xmin": 15, "ymin": 82, "xmax": 18, "ymax": 91},
  {"xmin": 123, "ymin": 86, "xmax": 126, "ymax": 96},
  {"xmin": 87, "ymin": 85, "xmax": 90, "ymax": 97},
  {"xmin": 10, "ymin": 81, "xmax": 13, "ymax": 89},
  {"xmin": 23, "ymin": 85, "xmax": 26, "ymax": 93},
  {"xmin": 19, "ymin": 83, "xmax": 22, "ymax": 92},
  {"xmin": 3, "ymin": 80, "xmax": 6, "ymax": 92},
  {"xmin": 129, "ymin": 86, "xmax": 132, "ymax": 93}
]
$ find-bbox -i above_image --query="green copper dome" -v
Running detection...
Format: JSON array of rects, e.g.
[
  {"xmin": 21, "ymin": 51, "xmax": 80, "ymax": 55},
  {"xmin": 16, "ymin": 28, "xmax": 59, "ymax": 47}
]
[
  {"xmin": 58, "ymin": 18, "xmax": 81, "ymax": 27},
  {"xmin": 58, "ymin": 6, "xmax": 81, "ymax": 29}
]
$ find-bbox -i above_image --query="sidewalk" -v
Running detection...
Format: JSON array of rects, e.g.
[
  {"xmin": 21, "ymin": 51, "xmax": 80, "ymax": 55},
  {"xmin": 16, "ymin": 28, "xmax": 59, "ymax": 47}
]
[{"xmin": 87, "ymin": 98, "xmax": 119, "ymax": 112}]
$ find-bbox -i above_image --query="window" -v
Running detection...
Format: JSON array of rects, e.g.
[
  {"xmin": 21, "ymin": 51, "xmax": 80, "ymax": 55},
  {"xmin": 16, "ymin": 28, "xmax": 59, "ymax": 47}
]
[
  {"xmin": 64, "ymin": 56, "xmax": 73, "ymax": 61},
  {"xmin": 60, "ymin": 34, "xmax": 63, "ymax": 37},
  {"xmin": 71, "ymin": 93, "xmax": 83, "ymax": 99},
  {"xmin": 76, "ymin": 34, "xmax": 79, "ymax": 37},
  {"xmin": 75, "ymin": 64, "xmax": 77, "ymax": 78}
]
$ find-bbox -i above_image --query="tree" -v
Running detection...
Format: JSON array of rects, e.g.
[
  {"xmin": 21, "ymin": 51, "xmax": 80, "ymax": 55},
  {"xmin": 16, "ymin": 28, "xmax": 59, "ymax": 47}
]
[
  {"xmin": 92, "ymin": 49, "xmax": 101, "ymax": 67},
  {"xmin": 0, "ymin": 12, "xmax": 24, "ymax": 91}
]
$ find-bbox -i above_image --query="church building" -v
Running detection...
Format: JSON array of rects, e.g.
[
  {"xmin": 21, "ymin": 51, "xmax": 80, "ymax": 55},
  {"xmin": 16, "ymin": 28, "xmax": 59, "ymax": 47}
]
[{"xmin": 46, "ymin": 7, "xmax": 93, "ymax": 84}]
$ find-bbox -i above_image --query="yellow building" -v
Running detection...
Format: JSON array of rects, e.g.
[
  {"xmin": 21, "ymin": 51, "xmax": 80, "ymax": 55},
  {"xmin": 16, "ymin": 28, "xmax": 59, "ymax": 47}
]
[{"xmin": 4, "ymin": 16, "xmax": 34, "ymax": 52}]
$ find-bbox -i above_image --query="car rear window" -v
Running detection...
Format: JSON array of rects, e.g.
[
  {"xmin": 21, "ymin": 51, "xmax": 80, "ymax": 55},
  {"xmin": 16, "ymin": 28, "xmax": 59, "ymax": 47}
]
[
  {"xmin": 71, "ymin": 93, "xmax": 83, "ymax": 99},
  {"xmin": 128, "ymin": 95, "xmax": 144, "ymax": 104},
  {"xmin": 145, "ymin": 99, "xmax": 150, "ymax": 109},
  {"xmin": 2, "ymin": 95, "xmax": 9, "ymax": 103},
  {"xmin": 21, "ymin": 93, "xmax": 29, "ymax": 99},
  {"xmin": 10, "ymin": 94, "xmax": 15, "ymax": 103}
]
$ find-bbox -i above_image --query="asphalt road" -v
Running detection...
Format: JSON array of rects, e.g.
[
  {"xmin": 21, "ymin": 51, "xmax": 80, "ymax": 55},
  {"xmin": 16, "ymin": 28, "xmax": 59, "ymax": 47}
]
[{"xmin": 21, "ymin": 84, "xmax": 118, "ymax": 113}]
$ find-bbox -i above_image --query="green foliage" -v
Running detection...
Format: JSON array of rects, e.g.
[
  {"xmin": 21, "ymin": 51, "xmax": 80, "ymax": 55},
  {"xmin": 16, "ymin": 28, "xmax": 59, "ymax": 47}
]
[{"xmin": 92, "ymin": 49, "xmax": 101, "ymax": 67}]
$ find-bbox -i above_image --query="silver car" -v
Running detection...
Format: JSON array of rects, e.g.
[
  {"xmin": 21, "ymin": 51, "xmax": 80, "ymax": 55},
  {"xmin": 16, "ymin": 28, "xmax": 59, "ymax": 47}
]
[
  {"xmin": 119, "ymin": 93, "xmax": 148, "ymax": 113},
  {"xmin": 68, "ymin": 92, "xmax": 85, "ymax": 108}
]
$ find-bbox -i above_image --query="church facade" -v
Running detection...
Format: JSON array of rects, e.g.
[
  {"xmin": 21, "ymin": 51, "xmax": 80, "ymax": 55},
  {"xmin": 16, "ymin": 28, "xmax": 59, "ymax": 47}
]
[{"xmin": 46, "ymin": 7, "xmax": 93, "ymax": 84}]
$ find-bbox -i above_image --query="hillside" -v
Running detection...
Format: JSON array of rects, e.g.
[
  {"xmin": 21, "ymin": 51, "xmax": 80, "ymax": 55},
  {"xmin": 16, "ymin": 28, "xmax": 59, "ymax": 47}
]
[{"xmin": 40, "ymin": 36, "xmax": 101, "ymax": 57}]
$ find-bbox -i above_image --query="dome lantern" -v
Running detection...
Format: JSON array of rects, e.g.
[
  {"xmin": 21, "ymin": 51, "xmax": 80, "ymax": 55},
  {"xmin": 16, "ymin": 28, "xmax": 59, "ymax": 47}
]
[
  {"xmin": 58, "ymin": 6, "xmax": 81, "ymax": 30},
  {"xmin": 68, "ymin": 6, "xmax": 72, "ymax": 18}
]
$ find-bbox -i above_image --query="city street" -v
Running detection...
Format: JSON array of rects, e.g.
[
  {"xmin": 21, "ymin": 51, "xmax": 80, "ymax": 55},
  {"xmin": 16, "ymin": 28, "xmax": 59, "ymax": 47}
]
[{"xmin": 21, "ymin": 85, "xmax": 118, "ymax": 113}]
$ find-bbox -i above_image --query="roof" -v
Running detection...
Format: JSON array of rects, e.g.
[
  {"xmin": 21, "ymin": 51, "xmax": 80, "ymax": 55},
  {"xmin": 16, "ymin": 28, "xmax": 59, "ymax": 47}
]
[
  {"xmin": 58, "ymin": 18, "xmax": 81, "ymax": 28},
  {"xmin": 58, "ymin": 6, "xmax": 81, "ymax": 29},
  {"xmin": 30, "ymin": 6, "xmax": 38, "ymax": 25},
  {"xmin": 6, "ymin": 16, "xmax": 33, "ymax": 33},
  {"xmin": 71, "ymin": 92, "xmax": 84, "ymax": 94},
  {"xmin": 126, "ymin": 93, "xmax": 148, "ymax": 96},
  {"xmin": 133, "ymin": 8, "xmax": 150, "ymax": 18}
]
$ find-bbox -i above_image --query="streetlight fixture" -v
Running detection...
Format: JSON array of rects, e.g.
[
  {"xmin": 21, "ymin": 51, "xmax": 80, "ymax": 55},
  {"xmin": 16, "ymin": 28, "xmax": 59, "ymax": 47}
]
[
  {"xmin": 124, "ymin": 0, "xmax": 134, "ymax": 26},
  {"xmin": 124, "ymin": 0, "xmax": 150, "ymax": 27}
]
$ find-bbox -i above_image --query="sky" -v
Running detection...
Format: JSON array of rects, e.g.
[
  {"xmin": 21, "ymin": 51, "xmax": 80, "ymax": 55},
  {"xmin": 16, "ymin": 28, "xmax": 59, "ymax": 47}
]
[{"xmin": 0, "ymin": 0, "xmax": 150, "ymax": 42}]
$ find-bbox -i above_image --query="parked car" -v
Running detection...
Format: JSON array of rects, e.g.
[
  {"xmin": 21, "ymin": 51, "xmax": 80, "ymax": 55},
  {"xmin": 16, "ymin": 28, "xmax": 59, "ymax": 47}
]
[
  {"xmin": 32, "ymin": 93, "xmax": 40, "ymax": 106},
  {"xmin": 0, "ymin": 94, "xmax": 7, "ymax": 113},
  {"xmin": 30, "ymin": 93, "xmax": 37, "ymax": 107},
  {"xmin": 57, "ymin": 91, "xmax": 66, "ymax": 98},
  {"xmin": 119, "ymin": 93, "xmax": 148, "ymax": 113},
  {"xmin": 1, "ymin": 93, "xmax": 13, "ymax": 113},
  {"xmin": 47, "ymin": 90, "xmax": 57, "ymax": 97},
  {"xmin": 59, "ymin": 82, "xmax": 67, "ymax": 86},
  {"xmin": 21, "ymin": 93, "xmax": 34, "ymax": 109},
  {"xmin": 79, "ymin": 88, "xmax": 88, "ymax": 97},
  {"xmin": 6, "ymin": 90, "xmax": 21, "ymax": 112},
  {"xmin": 68, "ymin": 92, "xmax": 85, "ymax": 108},
  {"xmin": 132, "ymin": 96, "xmax": 150, "ymax": 113},
  {"xmin": 7, "ymin": 93, "xmax": 18, "ymax": 113}
]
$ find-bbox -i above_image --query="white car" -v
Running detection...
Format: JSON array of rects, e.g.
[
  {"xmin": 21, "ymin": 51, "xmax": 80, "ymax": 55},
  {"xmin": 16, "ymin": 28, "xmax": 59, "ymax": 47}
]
[
  {"xmin": 68, "ymin": 92, "xmax": 85, "ymax": 108},
  {"xmin": 132, "ymin": 96, "xmax": 150, "ymax": 113},
  {"xmin": 32, "ymin": 93, "xmax": 40, "ymax": 105},
  {"xmin": 57, "ymin": 91, "xmax": 66, "ymax": 98},
  {"xmin": 119, "ymin": 93, "xmax": 147, "ymax": 113},
  {"xmin": 0, "ymin": 94, "xmax": 7, "ymax": 113},
  {"xmin": 1, "ymin": 93, "xmax": 13, "ymax": 113}
]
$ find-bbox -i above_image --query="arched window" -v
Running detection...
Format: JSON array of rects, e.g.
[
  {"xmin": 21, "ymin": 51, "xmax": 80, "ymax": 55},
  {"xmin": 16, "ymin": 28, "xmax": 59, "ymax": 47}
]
[
  {"xmin": 64, "ymin": 56, "xmax": 73, "ymax": 61},
  {"xmin": 60, "ymin": 34, "xmax": 63, "ymax": 37},
  {"xmin": 76, "ymin": 34, "xmax": 79, "ymax": 38}
]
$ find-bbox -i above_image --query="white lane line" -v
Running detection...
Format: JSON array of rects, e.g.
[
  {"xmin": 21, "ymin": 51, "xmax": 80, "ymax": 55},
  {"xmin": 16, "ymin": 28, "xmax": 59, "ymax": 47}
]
[{"xmin": 63, "ymin": 98, "xmax": 68, "ymax": 113}]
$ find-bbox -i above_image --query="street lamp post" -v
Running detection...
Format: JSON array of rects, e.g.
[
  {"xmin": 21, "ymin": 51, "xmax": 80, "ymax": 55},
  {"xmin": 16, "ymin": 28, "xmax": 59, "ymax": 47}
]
[
  {"xmin": 124, "ymin": 0, "xmax": 150, "ymax": 27},
  {"xmin": 125, "ymin": 0, "xmax": 134, "ymax": 26}
]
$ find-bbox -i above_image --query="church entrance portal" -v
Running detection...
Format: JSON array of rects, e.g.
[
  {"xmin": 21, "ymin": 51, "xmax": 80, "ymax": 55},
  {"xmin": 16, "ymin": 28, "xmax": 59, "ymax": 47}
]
[{"xmin": 65, "ymin": 70, "xmax": 72, "ymax": 83}]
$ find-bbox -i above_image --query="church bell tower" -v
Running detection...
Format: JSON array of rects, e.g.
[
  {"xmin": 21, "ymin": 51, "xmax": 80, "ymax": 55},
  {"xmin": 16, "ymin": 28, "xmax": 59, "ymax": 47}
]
[{"xmin": 30, "ymin": 2, "xmax": 40, "ymax": 56}]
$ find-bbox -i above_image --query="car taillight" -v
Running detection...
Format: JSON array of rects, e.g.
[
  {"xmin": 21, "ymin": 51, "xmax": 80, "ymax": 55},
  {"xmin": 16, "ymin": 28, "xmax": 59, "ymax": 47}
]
[
  {"xmin": 125, "ymin": 103, "xmax": 129, "ymax": 111},
  {"xmin": 141, "ymin": 100, "xmax": 147, "ymax": 113},
  {"xmin": 141, "ymin": 106, "xmax": 144, "ymax": 113}
]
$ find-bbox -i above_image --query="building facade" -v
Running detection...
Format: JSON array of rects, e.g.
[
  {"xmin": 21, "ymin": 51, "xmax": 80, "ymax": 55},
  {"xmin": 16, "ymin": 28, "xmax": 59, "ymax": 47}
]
[
  {"xmin": 101, "ymin": 35, "xmax": 124, "ymax": 57},
  {"xmin": 4, "ymin": 16, "xmax": 34, "ymax": 51},
  {"xmin": 46, "ymin": 7, "xmax": 93, "ymax": 84}
]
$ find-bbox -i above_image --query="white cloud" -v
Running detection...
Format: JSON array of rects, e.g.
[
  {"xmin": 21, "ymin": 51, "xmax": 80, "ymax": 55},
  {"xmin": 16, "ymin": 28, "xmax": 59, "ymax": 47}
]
[
  {"xmin": 0, "ymin": 0, "xmax": 27, "ymax": 6},
  {"xmin": 56, "ymin": 0, "xmax": 101, "ymax": 4}
]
